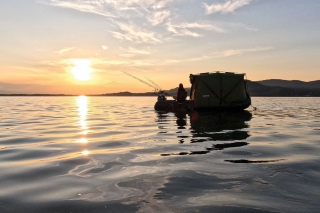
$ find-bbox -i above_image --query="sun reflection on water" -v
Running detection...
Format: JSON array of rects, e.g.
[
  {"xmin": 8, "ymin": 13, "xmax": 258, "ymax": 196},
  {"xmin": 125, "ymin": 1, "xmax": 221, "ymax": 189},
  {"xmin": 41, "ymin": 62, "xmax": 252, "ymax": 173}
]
[
  {"xmin": 77, "ymin": 96, "xmax": 88, "ymax": 132},
  {"xmin": 77, "ymin": 138, "xmax": 88, "ymax": 144},
  {"xmin": 76, "ymin": 96, "xmax": 90, "ymax": 155},
  {"xmin": 82, "ymin": 150, "xmax": 90, "ymax": 156}
]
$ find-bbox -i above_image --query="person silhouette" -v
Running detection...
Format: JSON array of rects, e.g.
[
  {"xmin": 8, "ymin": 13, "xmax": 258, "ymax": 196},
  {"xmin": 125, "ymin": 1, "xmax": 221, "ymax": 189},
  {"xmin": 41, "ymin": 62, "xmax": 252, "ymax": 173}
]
[
  {"xmin": 177, "ymin": 83, "xmax": 187, "ymax": 103},
  {"xmin": 157, "ymin": 90, "xmax": 166, "ymax": 101}
]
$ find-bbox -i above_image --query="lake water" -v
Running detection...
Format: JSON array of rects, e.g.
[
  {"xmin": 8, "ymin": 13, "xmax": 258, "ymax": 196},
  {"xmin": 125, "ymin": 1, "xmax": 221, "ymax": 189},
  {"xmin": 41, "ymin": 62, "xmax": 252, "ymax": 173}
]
[{"xmin": 0, "ymin": 97, "xmax": 319, "ymax": 213}]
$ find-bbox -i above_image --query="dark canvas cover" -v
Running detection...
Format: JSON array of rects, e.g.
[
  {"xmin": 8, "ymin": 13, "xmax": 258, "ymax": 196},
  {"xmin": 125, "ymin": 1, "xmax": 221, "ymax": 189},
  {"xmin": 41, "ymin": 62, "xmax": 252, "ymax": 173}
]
[{"xmin": 190, "ymin": 72, "xmax": 250, "ymax": 108}]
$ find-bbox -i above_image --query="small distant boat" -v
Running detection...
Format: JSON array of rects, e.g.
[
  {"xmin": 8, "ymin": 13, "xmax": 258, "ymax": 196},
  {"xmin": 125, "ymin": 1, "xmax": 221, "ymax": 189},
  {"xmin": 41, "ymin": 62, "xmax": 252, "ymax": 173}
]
[{"xmin": 154, "ymin": 72, "xmax": 251, "ymax": 111}]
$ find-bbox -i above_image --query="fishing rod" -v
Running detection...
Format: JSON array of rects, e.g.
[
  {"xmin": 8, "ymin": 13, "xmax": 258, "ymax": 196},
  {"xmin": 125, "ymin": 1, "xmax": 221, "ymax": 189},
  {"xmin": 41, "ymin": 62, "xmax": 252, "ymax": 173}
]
[
  {"xmin": 122, "ymin": 71, "xmax": 172, "ymax": 97},
  {"xmin": 145, "ymin": 77, "xmax": 162, "ymax": 91},
  {"xmin": 144, "ymin": 76, "xmax": 173, "ymax": 97},
  {"xmin": 122, "ymin": 71, "xmax": 159, "ymax": 92}
]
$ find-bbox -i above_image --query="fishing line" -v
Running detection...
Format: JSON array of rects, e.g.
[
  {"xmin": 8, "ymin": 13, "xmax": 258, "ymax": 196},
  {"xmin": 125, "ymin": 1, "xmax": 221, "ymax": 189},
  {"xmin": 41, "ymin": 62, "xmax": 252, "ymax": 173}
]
[
  {"xmin": 122, "ymin": 71, "xmax": 175, "ymax": 98},
  {"xmin": 122, "ymin": 71, "xmax": 158, "ymax": 91},
  {"xmin": 145, "ymin": 77, "xmax": 162, "ymax": 91}
]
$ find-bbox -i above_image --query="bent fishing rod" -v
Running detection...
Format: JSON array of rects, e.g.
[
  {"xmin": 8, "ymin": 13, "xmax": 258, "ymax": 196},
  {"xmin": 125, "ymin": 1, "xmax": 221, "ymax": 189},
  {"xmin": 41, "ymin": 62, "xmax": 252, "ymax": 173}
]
[{"xmin": 122, "ymin": 71, "xmax": 172, "ymax": 97}]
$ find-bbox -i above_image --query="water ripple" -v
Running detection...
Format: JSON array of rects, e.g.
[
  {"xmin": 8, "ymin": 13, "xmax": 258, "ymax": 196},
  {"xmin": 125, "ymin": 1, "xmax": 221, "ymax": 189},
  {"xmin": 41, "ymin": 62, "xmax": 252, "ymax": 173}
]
[{"xmin": 0, "ymin": 97, "xmax": 319, "ymax": 213}]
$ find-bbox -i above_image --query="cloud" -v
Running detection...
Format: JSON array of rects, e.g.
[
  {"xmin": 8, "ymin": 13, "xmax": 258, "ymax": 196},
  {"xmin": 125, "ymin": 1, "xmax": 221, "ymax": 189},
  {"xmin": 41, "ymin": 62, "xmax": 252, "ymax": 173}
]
[
  {"xmin": 216, "ymin": 46, "xmax": 274, "ymax": 57},
  {"xmin": 59, "ymin": 57, "xmax": 131, "ymax": 74},
  {"xmin": 56, "ymin": 47, "xmax": 74, "ymax": 54},
  {"xmin": 110, "ymin": 21, "xmax": 162, "ymax": 43},
  {"xmin": 147, "ymin": 10, "xmax": 171, "ymax": 25},
  {"xmin": 165, "ymin": 46, "xmax": 274, "ymax": 62},
  {"xmin": 117, "ymin": 47, "xmax": 150, "ymax": 58},
  {"xmin": 166, "ymin": 22, "xmax": 226, "ymax": 37},
  {"xmin": 127, "ymin": 47, "xmax": 151, "ymax": 55},
  {"xmin": 41, "ymin": 0, "xmax": 253, "ymax": 44},
  {"xmin": 41, "ymin": 0, "xmax": 173, "ymax": 19},
  {"xmin": 41, "ymin": 0, "xmax": 223, "ymax": 41},
  {"xmin": 101, "ymin": 45, "xmax": 108, "ymax": 50},
  {"xmin": 204, "ymin": 0, "xmax": 253, "ymax": 14},
  {"xmin": 99, "ymin": 47, "xmax": 273, "ymax": 66},
  {"xmin": 42, "ymin": 0, "xmax": 116, "ymax": 17}
]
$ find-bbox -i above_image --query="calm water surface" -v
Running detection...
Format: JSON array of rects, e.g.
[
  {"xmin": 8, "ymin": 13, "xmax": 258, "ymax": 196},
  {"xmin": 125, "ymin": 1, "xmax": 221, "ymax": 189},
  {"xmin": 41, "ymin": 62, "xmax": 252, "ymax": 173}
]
[{"xmin": 0, "ymin": 97, "xmax": 319, "ymax": 213}]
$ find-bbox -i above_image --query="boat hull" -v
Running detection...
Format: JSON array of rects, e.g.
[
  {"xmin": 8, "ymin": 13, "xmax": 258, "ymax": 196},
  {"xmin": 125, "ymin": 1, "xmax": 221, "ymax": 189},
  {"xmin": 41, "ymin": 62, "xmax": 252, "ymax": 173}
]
[
  {"xmin": 193, "ymin": 99, "xmax": 251, "ymax": 111},
  {"xmin": 154, "ymin": 99, "xmax": 251, "ymax": 112},
  {"xmin": 154, "ymin": 100, "xmax": 193, "ymax": 112}
]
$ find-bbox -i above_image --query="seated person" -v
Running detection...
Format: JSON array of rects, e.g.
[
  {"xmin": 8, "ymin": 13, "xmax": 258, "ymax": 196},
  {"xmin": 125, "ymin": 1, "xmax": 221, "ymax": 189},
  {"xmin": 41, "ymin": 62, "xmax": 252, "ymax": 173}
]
[
  {"xmin": 157, "ymin": 90, "xmax": 166, "ymax": 101},
  {"xmin": 177, "ymin": 83, "xmax": 187, "ymax": 103}
]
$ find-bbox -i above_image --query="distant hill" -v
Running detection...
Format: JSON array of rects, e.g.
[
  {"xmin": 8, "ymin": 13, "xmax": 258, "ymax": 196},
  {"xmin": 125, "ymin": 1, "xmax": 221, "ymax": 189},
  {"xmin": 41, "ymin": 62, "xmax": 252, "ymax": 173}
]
[
  {"xmin": 246, "ymin": 81, "xmax": 320, "ymax": 96},
  {"xmin": 257, "ymin": 79, "xmax": 320, "ymax": 89},
  {"xmin": 103, "ymin": 91, "xmax": 156, "ymax": 96}
]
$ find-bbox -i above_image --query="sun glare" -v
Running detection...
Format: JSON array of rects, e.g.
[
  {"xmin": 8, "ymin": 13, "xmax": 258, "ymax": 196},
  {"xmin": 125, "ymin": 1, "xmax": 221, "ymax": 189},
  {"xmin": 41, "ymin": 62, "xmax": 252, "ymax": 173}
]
[{"xmin": 71, "ymin": 59, "xmax": 93, "ymax": 81}]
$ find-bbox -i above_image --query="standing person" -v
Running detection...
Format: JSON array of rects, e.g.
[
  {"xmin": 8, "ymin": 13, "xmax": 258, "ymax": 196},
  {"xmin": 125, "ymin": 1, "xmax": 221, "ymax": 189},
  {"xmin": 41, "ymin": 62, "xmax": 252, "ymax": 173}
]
[{"xmin": 177, "ymin": 83, "xmax": 187, "ymax": 103}]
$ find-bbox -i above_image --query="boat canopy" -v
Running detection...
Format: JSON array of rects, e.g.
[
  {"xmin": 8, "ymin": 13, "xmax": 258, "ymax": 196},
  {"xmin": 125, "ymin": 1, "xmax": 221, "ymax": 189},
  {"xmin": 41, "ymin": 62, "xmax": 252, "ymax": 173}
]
[{"xmin": 189, "ymin": 72, "xmax": 251, "ymax": 109}]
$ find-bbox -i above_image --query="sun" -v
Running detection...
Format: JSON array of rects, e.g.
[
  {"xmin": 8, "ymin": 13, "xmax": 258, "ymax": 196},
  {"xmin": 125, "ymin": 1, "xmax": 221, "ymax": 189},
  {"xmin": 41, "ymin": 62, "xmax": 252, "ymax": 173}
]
[{"xmin": 71, "ymin": 59, "xmax": 93, "ymax": 81}]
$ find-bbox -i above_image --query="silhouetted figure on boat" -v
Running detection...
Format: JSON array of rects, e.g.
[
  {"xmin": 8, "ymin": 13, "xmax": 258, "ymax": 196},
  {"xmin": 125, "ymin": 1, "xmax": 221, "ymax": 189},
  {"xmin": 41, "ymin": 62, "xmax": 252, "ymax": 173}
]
[
  {"xmin": 177, "ymin": 83, "xmax": 187, "ymax": 103},
  {"xmin": 157, "ymin": 90, "xmax": 166, "ymax": 101}
]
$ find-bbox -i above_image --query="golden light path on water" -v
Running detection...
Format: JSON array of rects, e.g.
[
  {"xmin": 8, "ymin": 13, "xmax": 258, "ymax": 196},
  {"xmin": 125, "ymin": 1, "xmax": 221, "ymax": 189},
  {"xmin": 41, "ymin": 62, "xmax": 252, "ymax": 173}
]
[
  {"xmin": 77, "ymin": 96, "xmax": 89, "ymax": 155},
  {"xmin": 14, "ymin": 147, "xmax": 143, "ymax": 165},
  {"xmin": 7, "ymin": 95, "xmax": 145, "ymax": 166}
]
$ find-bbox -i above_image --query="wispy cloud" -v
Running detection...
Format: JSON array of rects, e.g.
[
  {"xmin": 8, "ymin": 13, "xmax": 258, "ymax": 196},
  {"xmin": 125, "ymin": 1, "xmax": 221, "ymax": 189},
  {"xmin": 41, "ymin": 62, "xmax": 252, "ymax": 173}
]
[
  {"xmin": 118, "ymin": 47, "xmax": 151, "ymax": 57},
  {"xmin": 41, "ymin": 0, "xmax": 255, "ymax": 44},
  {"xmin": 42, "ymin": 0, "xmax": 173, "ymax": 19},
  {"xmin": 165, "ymin": 46, "xmax": 274, "ymax": 62},
  {"xmin": 51, "ymin": 46, "xmax": 273, "ymax": 73},
  {"xmin": 101, "ymin": 45, "xmax": 108, "ymax": 50},
  {"xmin": 110, "ymin": 21, "xmax": 162, "ymax": 43},
  {"xmin": 55, "ymin": 47, "xmax": 74, "ymax": 54},
  {"xmin": 215, "ymin": 46, "xmax": 274, "ymax": 57},
  {"xmin": 41, "ymin": 0, "xmax": 228, "ymax": 41},
  {"xmin": 204, "ymin": 0, "xmax": 253, "ymax": 14},
  {"xmin": 61, "ymin": 57, "xmax": 130, "ymax": 68},
  {"xmin": 147, "ymin": 10, "xmax": 171, "ymax": 25},
  {"xmin": 43, "ymin": 0, "xmax": 116, "ymax": 17},
  {"xmin": 166, "ymin": 22, "xmax": 226, "ymax": 37},
  {"xmin": 127, "ymin": 47, "xmax": 151, "ymax": 55}
]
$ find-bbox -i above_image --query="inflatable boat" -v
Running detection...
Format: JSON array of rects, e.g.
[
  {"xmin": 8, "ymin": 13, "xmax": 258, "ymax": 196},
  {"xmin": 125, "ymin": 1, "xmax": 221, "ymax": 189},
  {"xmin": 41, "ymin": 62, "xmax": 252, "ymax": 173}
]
[{"xmin": 154, "ymin": 72, "xmax": 251, "ymax": 112}]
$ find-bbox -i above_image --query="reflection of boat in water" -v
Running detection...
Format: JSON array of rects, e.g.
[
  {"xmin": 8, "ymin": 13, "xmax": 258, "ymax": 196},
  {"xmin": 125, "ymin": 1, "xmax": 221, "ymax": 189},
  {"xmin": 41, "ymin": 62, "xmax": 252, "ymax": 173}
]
[
  {"xmin": 190, "ymin": 110, "xmax": 252, "ymax": 133},
  {"xmin": 155, "ymin": 72, "xmax": 252, "ymax": 112},
  {"xmin": 157, "ymin": 110, "xmax": 252, "ymax": 156},
  {"xmin": 157, "ymin": 111, "xmax": 285, "ymax": 163},
  {"xmin": 190, "ymin": 110, "xmax": 252, "ymax": 142}
]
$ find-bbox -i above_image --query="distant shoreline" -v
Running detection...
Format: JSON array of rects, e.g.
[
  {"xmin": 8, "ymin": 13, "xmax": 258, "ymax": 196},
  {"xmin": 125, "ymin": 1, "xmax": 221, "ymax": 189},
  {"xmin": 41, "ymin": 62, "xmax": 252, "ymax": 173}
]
[
  {"xmin": 0, "ymin": 94, "xmax": 157, "ymax": 97},
  {"xmin": 1, "ymin": 79, "xmax": 319, "ymax": 97},
  {"xmin": 1, "ymin": 94, "xmax": 319, "ymax": 97},
  {"xmin": 0, "ymin": 92, "xmax": 157, "ymax": 97}
]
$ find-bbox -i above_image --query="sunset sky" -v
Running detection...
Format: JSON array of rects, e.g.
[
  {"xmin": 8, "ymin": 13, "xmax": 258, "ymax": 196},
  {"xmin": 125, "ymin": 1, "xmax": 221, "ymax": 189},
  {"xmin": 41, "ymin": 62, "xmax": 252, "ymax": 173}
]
[{"xmin": 1, "ymin": 0, "xmax": 319, "ymax": 94}]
